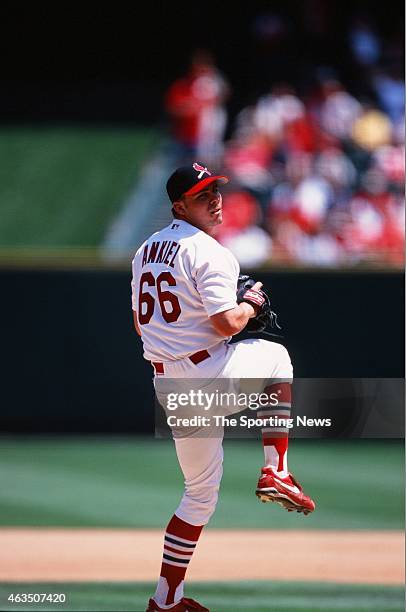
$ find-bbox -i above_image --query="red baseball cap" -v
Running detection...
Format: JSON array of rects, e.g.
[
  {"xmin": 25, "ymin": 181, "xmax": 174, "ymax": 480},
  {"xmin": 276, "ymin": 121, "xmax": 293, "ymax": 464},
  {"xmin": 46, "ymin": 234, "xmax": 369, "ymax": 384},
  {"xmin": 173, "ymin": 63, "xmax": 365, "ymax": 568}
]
[{"xmin": 166, "ymin": 162, "xmax": 229, "ymax": 203}]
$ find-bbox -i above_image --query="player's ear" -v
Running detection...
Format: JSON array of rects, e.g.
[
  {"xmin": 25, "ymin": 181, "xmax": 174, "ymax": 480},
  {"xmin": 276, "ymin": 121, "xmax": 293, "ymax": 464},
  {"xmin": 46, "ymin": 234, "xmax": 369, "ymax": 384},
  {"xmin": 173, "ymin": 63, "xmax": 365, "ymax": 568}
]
[{"xmin": 173, "ymin": 198, "xmax": 186, "ymax": 216}]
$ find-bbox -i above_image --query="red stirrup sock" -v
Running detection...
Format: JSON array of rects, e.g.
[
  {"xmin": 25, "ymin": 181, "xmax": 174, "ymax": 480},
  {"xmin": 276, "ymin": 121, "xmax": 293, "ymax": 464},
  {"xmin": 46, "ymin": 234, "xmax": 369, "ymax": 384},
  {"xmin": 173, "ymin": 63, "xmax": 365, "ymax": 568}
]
[
  {"xmin": 259, "ymin": 382, "xmax": 292, "ymax": 475},
  {"xmin": 153, "ymin": 514, "xmax": 204, "ymax": 607}
]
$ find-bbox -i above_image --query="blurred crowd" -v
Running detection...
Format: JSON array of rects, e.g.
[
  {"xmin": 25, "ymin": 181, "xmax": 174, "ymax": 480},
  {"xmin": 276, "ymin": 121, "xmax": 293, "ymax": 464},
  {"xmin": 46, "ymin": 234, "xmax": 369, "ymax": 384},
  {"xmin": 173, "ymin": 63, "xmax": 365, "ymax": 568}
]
[
  {"xmin": 163, "ymin": 19, "xmax": 404, "ymax": 268},
  {"xmin": 217, "ymin": 78, "xmax": 404, "ymax": 268}
]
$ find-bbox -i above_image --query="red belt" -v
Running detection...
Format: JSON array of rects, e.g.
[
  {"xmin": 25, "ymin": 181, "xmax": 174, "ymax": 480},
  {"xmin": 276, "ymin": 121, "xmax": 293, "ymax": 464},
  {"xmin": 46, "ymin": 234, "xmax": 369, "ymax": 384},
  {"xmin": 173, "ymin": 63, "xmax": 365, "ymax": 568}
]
[{"xmin": 152, "ymin": 349, "xmax": 210, "ymax": 375}]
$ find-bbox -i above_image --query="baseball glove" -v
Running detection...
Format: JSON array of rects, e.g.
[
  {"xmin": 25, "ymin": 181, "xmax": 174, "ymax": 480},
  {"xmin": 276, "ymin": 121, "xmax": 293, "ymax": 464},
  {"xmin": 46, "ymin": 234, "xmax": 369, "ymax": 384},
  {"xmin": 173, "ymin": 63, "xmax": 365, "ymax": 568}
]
[{"xmin": 236, "ymin": 275, "xmax": 282, "ymax": 335}]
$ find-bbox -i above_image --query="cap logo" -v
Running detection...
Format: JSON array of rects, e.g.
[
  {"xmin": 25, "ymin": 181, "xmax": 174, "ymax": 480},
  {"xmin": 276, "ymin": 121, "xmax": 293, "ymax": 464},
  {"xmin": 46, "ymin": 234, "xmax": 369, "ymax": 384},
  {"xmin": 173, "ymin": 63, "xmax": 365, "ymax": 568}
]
[{"xmin": 193, "ymin": 163, "xmax": 211, "ymax": 179}]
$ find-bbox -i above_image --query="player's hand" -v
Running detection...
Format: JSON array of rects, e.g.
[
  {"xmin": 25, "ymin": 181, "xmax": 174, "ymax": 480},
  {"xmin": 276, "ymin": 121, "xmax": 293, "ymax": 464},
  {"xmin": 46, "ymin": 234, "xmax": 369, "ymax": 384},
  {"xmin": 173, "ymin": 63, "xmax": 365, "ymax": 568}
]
[
  {"xmin": 236, "ymin": 275, "xmax": 266, "ymax": 318},
  {"xmin": 239, "ymin": 281, "xmax": 264, "ymax": 317},
  {"xmin": 249, "ymin": 282, "xmax": 263, "ymax": 315}
]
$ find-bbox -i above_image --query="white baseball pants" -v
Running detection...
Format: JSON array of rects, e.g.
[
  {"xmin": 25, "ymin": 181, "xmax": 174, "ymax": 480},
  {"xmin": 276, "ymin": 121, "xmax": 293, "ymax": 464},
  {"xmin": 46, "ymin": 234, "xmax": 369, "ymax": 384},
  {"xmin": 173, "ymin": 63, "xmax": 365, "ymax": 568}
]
[{"xmin": 154, "ymin": 338, "xmax": 293, "ymax": 525}]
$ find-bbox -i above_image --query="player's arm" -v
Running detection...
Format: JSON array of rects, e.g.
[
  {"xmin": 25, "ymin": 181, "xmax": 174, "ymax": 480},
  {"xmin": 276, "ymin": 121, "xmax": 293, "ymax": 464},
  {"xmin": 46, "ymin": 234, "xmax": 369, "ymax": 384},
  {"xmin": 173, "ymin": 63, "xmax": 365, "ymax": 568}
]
[
  {"xmin": 209, "ymin": 281, "xmax": 262, "ymax": 337},
  {"xmin": 133, "ymin": 310, "xmax": 142, "ymax": 336},
  {"xmin": 210, "ymin": 302, "xmax": 257, "ymax": 337}
]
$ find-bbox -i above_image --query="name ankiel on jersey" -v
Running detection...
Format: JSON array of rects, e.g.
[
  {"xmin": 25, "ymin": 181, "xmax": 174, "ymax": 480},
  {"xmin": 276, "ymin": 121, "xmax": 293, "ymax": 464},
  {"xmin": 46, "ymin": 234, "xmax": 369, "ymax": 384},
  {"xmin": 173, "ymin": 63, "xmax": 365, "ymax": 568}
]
[{"xmin": 141, "ymin": 240, "xmax": 181, "ymax": 268}]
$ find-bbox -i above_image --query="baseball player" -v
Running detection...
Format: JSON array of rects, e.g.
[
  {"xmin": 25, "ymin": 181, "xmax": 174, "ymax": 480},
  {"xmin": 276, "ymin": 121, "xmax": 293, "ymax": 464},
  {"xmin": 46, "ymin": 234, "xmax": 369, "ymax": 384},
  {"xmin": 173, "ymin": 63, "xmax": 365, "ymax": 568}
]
[{"xmin": 131, "ymin": 162, "xmax": 315, "ymax": 612}]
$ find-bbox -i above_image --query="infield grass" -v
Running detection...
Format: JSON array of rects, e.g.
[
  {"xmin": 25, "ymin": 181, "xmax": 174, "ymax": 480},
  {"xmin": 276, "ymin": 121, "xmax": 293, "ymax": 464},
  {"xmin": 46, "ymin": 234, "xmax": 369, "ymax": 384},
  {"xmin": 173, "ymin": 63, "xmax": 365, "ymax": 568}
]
[
  {"xmin": 0, "ymin": 581, "xmax": 403, "ymax": 611},
  {"xmin": 0, "ymin": 437, "xmax": 403, "ymax": 530}
]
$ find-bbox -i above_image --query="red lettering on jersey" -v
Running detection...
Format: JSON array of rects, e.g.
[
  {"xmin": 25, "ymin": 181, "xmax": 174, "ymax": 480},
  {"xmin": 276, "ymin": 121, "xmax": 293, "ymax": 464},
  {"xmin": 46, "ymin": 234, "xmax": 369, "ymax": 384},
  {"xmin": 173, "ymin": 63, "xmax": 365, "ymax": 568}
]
[
  {"xmin": 156, "ymin": 241, "xmax": 168, "ymax": 263},
  {"xmin": 169, "ymin": 244, "xmax": 181, "ymax": 268},
  {"xmin": 164, "ymin": 241, "xmax": 176, "ymax": 265},
  {"xmin": 162, "ymin": 241, "xmax": 173, "ymax": 262},
  {"xmin": 141, "ymin": 245, "xmax": 148, "ymax": 267},
  {"xmin": 147, "ymin": 241, "xmax": 160, "ymax": 264}
]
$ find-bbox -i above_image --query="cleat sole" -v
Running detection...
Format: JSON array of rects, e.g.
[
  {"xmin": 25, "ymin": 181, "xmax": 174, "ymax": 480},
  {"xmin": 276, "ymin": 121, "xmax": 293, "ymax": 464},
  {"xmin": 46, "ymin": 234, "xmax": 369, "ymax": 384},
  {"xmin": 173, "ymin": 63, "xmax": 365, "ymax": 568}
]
[{"xmin": 256, "ymin": 489, "xmax": 313, "ymax": 515}]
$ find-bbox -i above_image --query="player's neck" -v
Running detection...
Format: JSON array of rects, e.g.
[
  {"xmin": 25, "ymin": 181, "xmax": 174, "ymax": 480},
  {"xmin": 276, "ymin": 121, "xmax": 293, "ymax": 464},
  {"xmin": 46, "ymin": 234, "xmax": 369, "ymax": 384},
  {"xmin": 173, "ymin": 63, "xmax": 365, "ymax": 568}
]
[{"xmin": 172, "ymin": 216, "xmax": 214, "ymax": 235}]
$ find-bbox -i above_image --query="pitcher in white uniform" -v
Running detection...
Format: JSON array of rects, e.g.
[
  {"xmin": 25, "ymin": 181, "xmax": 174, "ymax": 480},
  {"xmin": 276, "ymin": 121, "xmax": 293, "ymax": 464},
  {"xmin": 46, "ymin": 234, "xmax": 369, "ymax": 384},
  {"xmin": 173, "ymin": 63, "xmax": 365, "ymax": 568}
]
[{"xmin": 131, "ymin": 162, "xmax": 315, "ymax": 612}]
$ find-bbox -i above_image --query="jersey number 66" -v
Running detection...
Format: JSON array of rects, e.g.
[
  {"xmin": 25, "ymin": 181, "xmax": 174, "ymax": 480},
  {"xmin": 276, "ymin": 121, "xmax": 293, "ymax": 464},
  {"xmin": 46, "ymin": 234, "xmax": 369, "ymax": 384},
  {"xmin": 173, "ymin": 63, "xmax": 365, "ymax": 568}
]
[{"xmin": 138, "ymin": 271, "xmax": 181, "ymax": 324}]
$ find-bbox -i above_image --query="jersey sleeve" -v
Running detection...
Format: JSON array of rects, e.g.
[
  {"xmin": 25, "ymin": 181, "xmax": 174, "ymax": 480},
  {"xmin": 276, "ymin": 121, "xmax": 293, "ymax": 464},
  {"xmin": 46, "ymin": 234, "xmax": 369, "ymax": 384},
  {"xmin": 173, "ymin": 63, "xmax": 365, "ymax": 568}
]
[
  {"xmin": 193, "ymin": 238, "xmax": 240, "ymax": 317},
  {"xmin": 131, "ymin": 249, "xmax": 142, "ymax": 312},
  {"xmin": 131, "ymin": 277, "xmax": 137, "ymax": 311}
]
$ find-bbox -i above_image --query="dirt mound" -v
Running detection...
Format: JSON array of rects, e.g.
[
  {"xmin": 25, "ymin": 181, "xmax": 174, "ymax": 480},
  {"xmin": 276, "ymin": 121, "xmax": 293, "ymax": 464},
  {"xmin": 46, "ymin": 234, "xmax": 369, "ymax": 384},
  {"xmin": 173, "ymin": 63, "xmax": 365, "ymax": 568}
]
[{"xmin": 0, "ymin": 528, "xmax": 403, "ymax": 585}]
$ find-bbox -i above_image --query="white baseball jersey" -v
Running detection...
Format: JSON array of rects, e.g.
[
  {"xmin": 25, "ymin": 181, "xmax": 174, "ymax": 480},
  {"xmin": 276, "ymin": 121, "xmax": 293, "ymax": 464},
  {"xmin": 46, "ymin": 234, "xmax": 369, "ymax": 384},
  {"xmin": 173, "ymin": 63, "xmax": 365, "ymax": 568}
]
[{"xmin": 131, "ymin": 219, "xmax": 240, "ymax": 362}]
